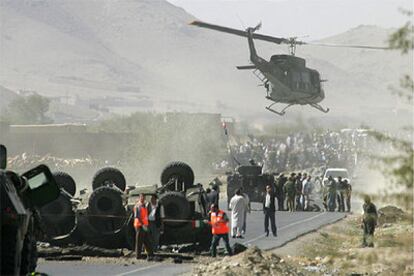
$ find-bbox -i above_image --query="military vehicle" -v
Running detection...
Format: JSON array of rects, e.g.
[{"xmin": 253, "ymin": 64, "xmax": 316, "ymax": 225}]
[
  {"xmin": 43, "ymin": 162, "xmax": 212, "ymax": 251},
  {"xmin": 190, "ymin": 21, "xmax": 388, "ymax": 115},
  {"xmin": 1, "ymin": 144, "xmax": 60, "ymax": 275},
  {"xmin": 226, "ymin": 163, "xmax": 274, "ymax": 207},
  {"xmin": 125, "ymin": 161, "xmax": 212, "ymax": 251}
]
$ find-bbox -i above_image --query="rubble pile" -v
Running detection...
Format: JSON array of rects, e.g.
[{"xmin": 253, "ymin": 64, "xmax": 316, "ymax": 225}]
[
  {"xmin": 377, "ymin": 205, "xmax": 406, "ymax": 225},
  {"xmin": 8, "ymin": 153, "xmax": 103, "ymax": 171},
  {"xmin": 193, "ymin": 247, "xmax": 305, "ymax": 276}
]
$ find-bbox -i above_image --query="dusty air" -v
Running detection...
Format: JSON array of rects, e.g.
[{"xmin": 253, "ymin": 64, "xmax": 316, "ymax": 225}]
[{"xmin": 0, "ymin": 0, "xmax": 412, "ymax": 275}]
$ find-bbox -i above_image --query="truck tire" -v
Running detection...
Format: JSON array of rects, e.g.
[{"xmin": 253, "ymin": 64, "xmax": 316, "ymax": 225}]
[
  {"xmin": 88, "ymin": 186, "xmax": 127, "ymax": 234},
  {"xmin": 1, "ymin": 225, "xmax": 18, "ymax": 275},
  {"xmin": 20, "ymin": 228, "xmax": 37, "ymax": 275},
  {"xmin": 160, "ymin": 162, "xmax": 194, "ymax": 191},
  {"xmin": 39, "ymin": 190, "xmax": 76, "ymax": 238},
  {"xmin": 159, "ymin": 192, "xmax": 191, "ymax": 227},
  {"xmin": 92, "ymin": 167, "xmax": 126, "ymax": 192},
  {"xmin": 237, "ymin": 165, "xmax": 262, "ymax": 176},
  {"xmin": 53, "ymin": 171, "xmax": 76, "ymax": 196}
]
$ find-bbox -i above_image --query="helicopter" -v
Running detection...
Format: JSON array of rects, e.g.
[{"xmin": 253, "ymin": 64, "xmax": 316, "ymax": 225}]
[{"xmin": 190, "ymin": 20, "xmax": 388, "ymax": 115}]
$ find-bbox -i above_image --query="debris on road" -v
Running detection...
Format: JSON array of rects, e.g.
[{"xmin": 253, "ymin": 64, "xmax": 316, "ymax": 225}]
[
  {"xmin": 193, "ymin": 246, "xmax": 305, "ymax": 275},
  {"xmin": 38, "ymin": 245, "xmax": 124, "ymax": 258}
]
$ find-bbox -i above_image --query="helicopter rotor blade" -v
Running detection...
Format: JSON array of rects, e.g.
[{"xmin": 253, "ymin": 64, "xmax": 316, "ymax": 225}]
[
  {"xmin": 189, "ymin": 20, "xmax": 288, "ymax": 44},
  {"xmin": 304, "ymin": 42, "xmax": 390, "ymax": 50},
  {"xmin": 190, "ymin": 20, "xmax": 389, "ymax": 50}
]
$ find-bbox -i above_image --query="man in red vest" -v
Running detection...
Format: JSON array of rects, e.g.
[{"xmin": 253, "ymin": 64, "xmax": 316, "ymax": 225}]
[
  {"xmin": 207, "ymin": 203, "xmax": 233, "ymax": 257},
  {"xmin": 134, "ymin": 194, "xmax": 154, "ymax": 260}
]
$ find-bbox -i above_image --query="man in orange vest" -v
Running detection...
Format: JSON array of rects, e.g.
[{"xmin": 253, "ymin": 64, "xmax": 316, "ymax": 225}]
[
  {"xmin": 207, "ymin": 203, "xmax": 233, "ymax": 257},
  {"xmin": 134, "ymin": 193, "xmax": 154, "ymax": 260}
]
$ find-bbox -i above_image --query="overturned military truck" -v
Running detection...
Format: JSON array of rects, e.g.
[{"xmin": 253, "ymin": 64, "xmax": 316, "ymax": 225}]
[
  {"xmin": 227, "ymin": 164, "xmax": 274, "ymax": 207},
  {"xmin": 38, "ymin": 162, "xmax": 212, "ymax": 250}
]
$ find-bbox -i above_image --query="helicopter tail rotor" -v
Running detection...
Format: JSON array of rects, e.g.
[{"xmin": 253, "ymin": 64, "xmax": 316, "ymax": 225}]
[{"xmin": 252, "ymin": 21, "xmax": 262, "ymax": 32}]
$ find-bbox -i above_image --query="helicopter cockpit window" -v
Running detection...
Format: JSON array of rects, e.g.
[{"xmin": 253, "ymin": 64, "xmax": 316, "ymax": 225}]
[{"xmin": 290, "ymin": 70, "xmax": 313, "ymax": 92}]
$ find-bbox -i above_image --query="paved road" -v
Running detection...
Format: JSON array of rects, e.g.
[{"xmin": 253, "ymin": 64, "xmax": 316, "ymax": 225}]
[{"xmin": 38, "ymin": 201, "xmax": 345, "ymax": 276}]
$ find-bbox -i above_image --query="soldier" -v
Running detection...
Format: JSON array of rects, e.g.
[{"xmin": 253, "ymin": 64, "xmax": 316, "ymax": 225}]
[
  {"xmin": 337, "ymin": 176, "xmax": 346, "ymax": 212},
  {"xmin": 326, "ymin": 176, "xmax": 337, "ymax": 212},
  {"xmin": 284, "ymin": 176, "xmax": 296, "ymax": 212},
  {"xmin": 344, "ymin": 179, "xmax": 352, "ymax": 212},
  {"xmin": 302, "ymin": 175, "xmax": 313, "ymax": 211},
  {"xmin": 295, "ymin": 173, "xmax": 303, "ymax": 211},
  {"xmin": 362, "ymin": 195, "xmax": 378, "ymax": 247},
  {"xmin": 276, "ymin": 173, "xmax": 287, "ymax": 211},
  {"xmin": 208, "ymin": 185, "xmax": 220, "ymax": 208}
]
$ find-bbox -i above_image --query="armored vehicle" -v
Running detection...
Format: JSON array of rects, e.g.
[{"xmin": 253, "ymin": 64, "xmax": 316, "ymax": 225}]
[
  {"xmin": 43, "ymin": 162, "xmax": 212, "ymax": 251},
  {"xmin": 226, "ymin": 164, "xmax": 274, "ymax": 206},
  {"xmin": 1, "ymin": 144, "xmax": 60, "ymax": 275},
  {"xmin": 125, "ymin": 161, "xmax": 212, "ymax": 251}
]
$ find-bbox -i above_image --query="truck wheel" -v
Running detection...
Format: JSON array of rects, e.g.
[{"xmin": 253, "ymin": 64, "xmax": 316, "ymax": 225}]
[
  {"xmin": 160, "ymin": 162, "xmax": 194, "ymax": 191},
  {"xmin": 39, "ymin": 191, "xmax": 76, "ymax": 238},
  {"xmin": 20, "ymin": 228, "xmax": 37, "ymax": 275},
  {"xmin": 197, "ymin": 230, "xmax": 212, "ymax": 251},
  {"xmin": 92, "ymin": 167, "xmax": 126, "ymax": 191},
  {"xmin": 159, "ymin": 192, "xmax": 191, "ymax": 227},
  {"xmin": 124, "ymin": 215, "xmax": 135, "ymax": 250},
  {"xmin": 1, "ymin": 225, "xmax": 18, "ymax": 275},
  {"xmin": 88, "ymin": 186, "xmax": 127, "ymax": 234},
  {"xmin": 53, "ymin": 171, "xmax": 76, "ymax": 196}
]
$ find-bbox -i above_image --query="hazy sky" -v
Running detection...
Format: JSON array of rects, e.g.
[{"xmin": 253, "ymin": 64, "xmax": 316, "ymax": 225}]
[{"xmin": 168, "ymin": 0, "xmax": 412, "ymax": 39}]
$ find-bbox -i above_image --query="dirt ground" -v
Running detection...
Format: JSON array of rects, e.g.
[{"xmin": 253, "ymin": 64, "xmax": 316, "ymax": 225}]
[
  {"xmin": 273, "ymin": 208, "xmax": 413, "ymax": 275},
  {"xmin": 192, "ymin": 206, "xmax": 413, "ymax": 276}
]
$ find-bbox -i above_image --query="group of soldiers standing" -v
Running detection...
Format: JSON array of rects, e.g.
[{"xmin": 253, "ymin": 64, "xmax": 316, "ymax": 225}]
[
  {"xmin": 273, "ymin": 172, "xmax": 316, "ymax": 212},
  {"xmin": 322, "ymin": 175, "xmax": 352, "ymax": 212},
  {"xmin": 272, "ymin": 172, "xmax": 352, "ymax": 213}
]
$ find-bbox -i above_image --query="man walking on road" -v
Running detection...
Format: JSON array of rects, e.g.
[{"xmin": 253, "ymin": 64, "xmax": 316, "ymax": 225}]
[
  {"xmin": 206, "ymin": 203, "xmax": 233, "ymax": 257},
  {"xmin": 263, "ymin": 185, "xmax": 277, "ymax": 237},
  {"xmin": 229, "ymin": 189, "xmax": 247, "ymax": 238},
  {"xmin": 134, "ymin": 194, "xmax": 154, "ymax": 260}
]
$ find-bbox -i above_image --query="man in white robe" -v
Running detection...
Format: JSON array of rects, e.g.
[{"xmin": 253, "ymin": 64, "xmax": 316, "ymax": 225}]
[{"xmin": 229, "ymin": 189, "xmax": 247, "ymax": 238}]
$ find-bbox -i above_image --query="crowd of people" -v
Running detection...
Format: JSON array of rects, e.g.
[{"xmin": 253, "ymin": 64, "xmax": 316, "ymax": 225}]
[{"xmin": 220, "ymin": 130, "xmax": 366, "ymax": 174}]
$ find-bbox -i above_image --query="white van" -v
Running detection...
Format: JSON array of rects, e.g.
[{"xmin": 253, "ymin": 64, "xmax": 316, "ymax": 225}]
[{"xmin": 323, "ymin": 168, "xmax": 350, "ymax": 186}]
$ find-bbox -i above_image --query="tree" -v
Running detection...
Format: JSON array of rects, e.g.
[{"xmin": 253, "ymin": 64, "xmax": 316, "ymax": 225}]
[
  {"xmin": 1, "ymin": 94, "xmax": 53, "ymax": 124},
  {"xmin": 370, "ymin": 10, "xmax": 413, "ymax": 210}
]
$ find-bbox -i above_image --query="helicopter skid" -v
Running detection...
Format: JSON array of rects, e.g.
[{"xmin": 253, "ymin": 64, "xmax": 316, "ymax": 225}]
[
  {"xmin": 265, "ymin": 101, "xmax": 329, "ymax": 115},
  {"xmin": 265, "ymin": 102, "xmax": 294, "ymax": 116},
  {"xmin": 310, "ymin": 103, "xmax": 330, "ymax": 113}
]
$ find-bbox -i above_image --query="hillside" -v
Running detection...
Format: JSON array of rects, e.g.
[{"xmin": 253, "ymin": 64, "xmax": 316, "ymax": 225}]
[{"xmin": 0, "ymin": 0, "xmax": 411, "ymax": 128}]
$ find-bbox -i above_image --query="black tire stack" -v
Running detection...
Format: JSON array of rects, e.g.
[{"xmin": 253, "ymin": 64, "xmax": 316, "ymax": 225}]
[
  {"xmin": 38, "ymin": 172, "xmax": 76, "ymax": 238},
  {"xmin": 87, "ymin": 167, "xmax": 127, "ymax": 234},
  {"xmin": 159, "ymin": 162, "xmax": 194, "ymax": 227}
]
